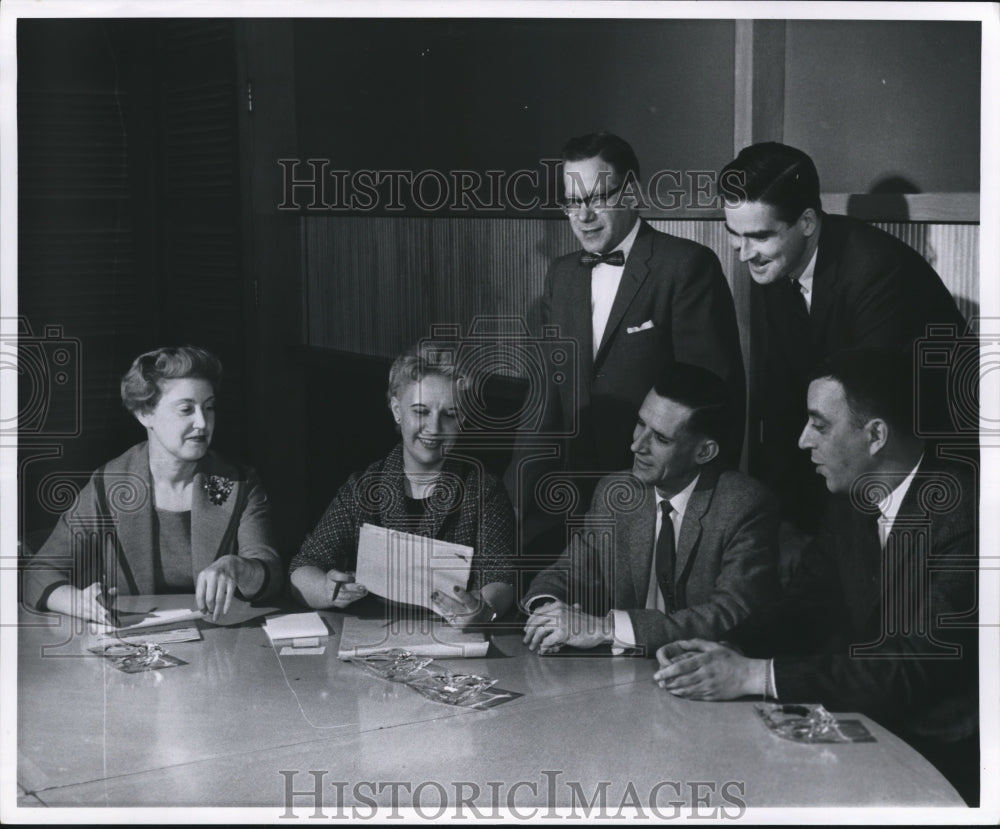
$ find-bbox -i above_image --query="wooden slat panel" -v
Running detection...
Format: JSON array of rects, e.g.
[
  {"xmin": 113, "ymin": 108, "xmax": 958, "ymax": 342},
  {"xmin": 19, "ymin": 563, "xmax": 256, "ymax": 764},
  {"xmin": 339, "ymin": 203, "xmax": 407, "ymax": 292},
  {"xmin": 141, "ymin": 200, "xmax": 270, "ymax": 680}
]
[
  {"xmin": 302, "ymin": 217, "xmax": 979, "ymax": 360},
  {"xmin": 875, "ymin": 222, "xmax": 980, "ymax": 325}
]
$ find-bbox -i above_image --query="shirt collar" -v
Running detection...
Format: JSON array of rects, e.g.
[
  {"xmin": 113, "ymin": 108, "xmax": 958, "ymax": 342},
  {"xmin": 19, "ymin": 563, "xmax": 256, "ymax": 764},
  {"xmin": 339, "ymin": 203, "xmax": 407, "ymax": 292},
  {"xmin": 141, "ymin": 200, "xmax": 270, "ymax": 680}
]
[
  {"xmin": 607, "ymin": 218, "xmax": 642, "ymax": 264},
  {"xmin": 655, "ymin": 472, "xmax": 700, "ymax": 519},
  {"xmin": 876, "ymin": 453, "xmax": 924, "ymax": 523},
  {"xmin": 795, "ymin": 245, "xmax": 819, "ymax": 295}
]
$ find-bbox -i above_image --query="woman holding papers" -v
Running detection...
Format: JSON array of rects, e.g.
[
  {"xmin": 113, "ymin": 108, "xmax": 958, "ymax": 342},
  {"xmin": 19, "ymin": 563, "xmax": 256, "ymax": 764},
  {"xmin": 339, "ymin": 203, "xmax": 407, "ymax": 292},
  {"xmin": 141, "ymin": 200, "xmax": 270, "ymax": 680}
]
[
  {"xmin": 289, "ymin": 342, "xmax": 516, "ymax": 627},
  {"xmin": 22, "ymin": 346, "xmax": 283, "ymax": 624}
]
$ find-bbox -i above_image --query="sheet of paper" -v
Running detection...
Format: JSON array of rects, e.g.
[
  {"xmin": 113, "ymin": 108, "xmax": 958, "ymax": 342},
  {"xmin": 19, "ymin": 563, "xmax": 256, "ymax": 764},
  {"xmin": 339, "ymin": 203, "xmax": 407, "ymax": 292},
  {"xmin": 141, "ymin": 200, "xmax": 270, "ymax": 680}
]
[
  {"xmin": 279, "ymin": 645, "xmax": 326, "ymax": 656},
  {"xmin": 263, "ymin": 611, "xmax": 329, "ymax": 642},
  {"xmin": 355, "ymin": 523, "xmax": 473, "ymax": 612},
  {"xmin": 337, "ymin": 615, "xmax": 488, "ymax": 660},
  {"xmin": 114, "ymin": 608, "xmax": 205, "ymax": 632}
]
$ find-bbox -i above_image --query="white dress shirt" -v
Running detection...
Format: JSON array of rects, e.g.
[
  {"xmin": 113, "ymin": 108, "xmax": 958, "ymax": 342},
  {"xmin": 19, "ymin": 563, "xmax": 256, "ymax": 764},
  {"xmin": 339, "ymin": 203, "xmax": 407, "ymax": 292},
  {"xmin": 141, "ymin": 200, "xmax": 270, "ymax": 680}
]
[
  {"xmin": 767, "ymin": 455, "xmax": 925, "ymax": 697},
  {"xmin": 591, "ymin": 218, "xmax": 641, "ymax": 358},
  {"xmin": 876, "ymin": 455, "xmax": 923, "ymax": 549},
  {"xmin": 795, "ymin": 246, "xmax": 818, "ymax": 312},
  {"xmin": 612, "ymin": 473, "xmax": 701, "ymax": 649}
]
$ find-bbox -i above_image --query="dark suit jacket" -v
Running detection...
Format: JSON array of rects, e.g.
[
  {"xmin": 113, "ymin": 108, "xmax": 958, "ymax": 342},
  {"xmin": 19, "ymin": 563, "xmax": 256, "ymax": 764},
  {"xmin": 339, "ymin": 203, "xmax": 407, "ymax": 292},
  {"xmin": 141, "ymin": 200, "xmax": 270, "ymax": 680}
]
[
  {"xmin": 538, "ymin": 219, "xmax": 745, "ymax": 475},
  {"xmin": 727, "ymin": 454, "xmax": 978, "ymax": 747},
  {"xmin": 757, "ymin": 213, "xmax": 966, "ymax": 530},
  {"xmin": 22, "ymin": 442, "xmax": 284, "ymax": 608},
  {"xmin": 524, "ymin": 463, "xmax": 779, "ymax": 655}
]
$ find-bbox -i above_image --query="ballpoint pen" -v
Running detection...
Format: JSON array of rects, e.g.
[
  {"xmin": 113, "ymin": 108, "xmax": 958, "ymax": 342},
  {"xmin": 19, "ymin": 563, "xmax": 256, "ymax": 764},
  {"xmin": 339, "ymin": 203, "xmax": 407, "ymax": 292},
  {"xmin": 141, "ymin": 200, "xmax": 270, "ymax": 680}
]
[
  {"xmin": 95, "ymin": 584, "xmax": 119, "ymax": 626},
  {"xmin": 330, "ymin": 572, "xmax": 353, "ymax": 603}
]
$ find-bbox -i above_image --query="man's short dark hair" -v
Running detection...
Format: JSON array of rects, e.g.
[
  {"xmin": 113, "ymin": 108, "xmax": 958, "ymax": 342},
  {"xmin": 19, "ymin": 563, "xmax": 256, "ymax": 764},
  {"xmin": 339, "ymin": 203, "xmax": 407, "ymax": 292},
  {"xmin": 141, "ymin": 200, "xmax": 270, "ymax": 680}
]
[
  {"xmin": 811, "ymin": 347, "xmax": 916, "ymax": 439},
  {"xmin": 651, "ymin": 362, "xmax": 732, "ymax": 449},
  {"xmin": 561, "ymin": 132, "xmax": 641, "ymax": 182},
  {"xmin": 719, "ymin": 142, "xmax": 821, "ymax": 224}
]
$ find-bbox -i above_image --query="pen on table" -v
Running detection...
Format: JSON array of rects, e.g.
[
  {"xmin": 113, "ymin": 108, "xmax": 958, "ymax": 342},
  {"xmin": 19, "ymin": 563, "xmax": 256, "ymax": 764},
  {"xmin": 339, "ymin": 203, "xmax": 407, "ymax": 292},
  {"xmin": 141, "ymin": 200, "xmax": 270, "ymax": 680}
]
[{"xmin": 95, "ymin": 584, "xmax": 119, "ymax": 626}]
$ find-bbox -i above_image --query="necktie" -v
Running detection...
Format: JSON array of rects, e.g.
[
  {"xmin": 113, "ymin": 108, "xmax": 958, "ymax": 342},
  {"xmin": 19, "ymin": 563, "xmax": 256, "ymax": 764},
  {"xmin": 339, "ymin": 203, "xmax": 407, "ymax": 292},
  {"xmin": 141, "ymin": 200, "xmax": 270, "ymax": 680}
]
[
  {"xmin": 655, "ymin": 501, "xmax": 676, "ymax": 610},
  {"xmin": 579, "ymin": 249, "xmax": 625, "ymax": 268},
  {"xmin": 788, "ymin": 277, "xmax": 809, "ymax": 319}
]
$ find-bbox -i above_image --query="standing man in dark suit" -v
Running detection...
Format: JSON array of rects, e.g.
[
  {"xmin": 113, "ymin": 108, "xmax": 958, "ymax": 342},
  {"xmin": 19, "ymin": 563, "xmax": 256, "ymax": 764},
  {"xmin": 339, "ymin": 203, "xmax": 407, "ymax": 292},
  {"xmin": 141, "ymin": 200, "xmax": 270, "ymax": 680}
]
[
  {"xmin": 521, "ymin": 363, "xmax": 778, "ymax": 657},
  {"xmin": 653, "ymin": 349, "xmax": 978, "ymax": 805},
  {"xmin": 719, "ymin": 142, "xmax": 965, "ymax": 533},
  {"xmin": 507, "ymin": 133, "xmax": 745, "ymax": 567}
]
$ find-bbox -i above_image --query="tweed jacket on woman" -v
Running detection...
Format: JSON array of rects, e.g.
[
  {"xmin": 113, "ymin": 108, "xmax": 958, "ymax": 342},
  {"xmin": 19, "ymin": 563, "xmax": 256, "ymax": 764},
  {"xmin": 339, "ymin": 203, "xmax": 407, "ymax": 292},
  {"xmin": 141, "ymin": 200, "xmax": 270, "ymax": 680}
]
[{"xmin": 291, "ymin": 444, "xmax": 516, "ymax": 590}]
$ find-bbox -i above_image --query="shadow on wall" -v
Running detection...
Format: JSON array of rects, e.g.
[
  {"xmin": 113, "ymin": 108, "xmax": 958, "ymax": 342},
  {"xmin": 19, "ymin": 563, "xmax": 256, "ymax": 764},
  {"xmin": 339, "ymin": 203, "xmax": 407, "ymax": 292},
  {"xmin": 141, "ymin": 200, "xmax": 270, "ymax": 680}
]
[
  {"xmin": 846, "ymin": 173, "xmax": 928, "ymax": 257},
  {"xmin": 846, "ymin": 175, "xmax": 979, "ymax": 324}
]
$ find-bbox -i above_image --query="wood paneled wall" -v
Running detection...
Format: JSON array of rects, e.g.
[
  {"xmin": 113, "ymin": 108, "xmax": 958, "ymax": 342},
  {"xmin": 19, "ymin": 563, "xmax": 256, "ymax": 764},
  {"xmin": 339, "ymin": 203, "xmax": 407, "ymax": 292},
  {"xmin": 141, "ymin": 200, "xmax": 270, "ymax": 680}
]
[{"xmin": 301, "ymin": 216, "xmax": 980, "ymax": 359}]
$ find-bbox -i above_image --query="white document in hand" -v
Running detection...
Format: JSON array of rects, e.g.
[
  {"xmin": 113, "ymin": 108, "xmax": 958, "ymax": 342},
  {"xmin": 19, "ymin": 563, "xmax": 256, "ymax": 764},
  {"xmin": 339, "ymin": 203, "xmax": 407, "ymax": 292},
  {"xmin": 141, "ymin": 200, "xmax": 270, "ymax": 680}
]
[{"xmin": 356, "ymin": 523, "xmax": 473, "ymax": 612}]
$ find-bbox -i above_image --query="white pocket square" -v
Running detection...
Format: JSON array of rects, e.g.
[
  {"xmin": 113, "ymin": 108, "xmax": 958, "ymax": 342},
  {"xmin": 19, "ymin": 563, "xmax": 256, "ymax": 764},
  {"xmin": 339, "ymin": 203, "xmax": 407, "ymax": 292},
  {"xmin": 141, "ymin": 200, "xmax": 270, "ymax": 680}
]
[{"xmin": 626, "ymin": 320, "xmax": 655, "ymax": 334}]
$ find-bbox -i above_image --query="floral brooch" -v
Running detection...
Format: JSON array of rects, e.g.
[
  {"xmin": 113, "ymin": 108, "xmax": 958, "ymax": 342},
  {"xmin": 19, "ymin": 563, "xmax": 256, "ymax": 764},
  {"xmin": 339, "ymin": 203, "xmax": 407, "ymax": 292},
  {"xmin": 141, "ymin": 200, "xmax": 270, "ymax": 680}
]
[{"xmin": 203, "ymin": 475, "xmax": 235, "ymax": 506}]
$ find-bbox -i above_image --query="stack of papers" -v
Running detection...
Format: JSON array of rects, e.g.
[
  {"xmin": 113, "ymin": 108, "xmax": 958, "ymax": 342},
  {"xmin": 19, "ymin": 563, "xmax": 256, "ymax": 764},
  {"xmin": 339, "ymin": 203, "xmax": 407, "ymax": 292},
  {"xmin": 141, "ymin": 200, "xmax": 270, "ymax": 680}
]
[
  {"xmin": 95, "ymin": 627, "xmax": 202, "ymax": 647},
  {"xmin": 263, "ymin": 612, "xmax": 329, "ymax": 643},
  {"xmin": 114, "ymin": 608, "xmax": 205, "ymax": 632},
  {"xmin": 337, "ymin": 615, "xmax": 488, "ymax": 659}
]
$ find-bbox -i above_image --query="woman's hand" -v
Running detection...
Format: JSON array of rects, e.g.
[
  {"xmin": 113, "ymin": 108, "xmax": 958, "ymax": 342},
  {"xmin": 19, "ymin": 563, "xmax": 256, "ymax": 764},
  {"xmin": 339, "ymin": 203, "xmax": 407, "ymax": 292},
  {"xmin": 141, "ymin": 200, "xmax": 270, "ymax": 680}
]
[
  {"xmin": 325, "ymin": 569, "xmax": 367, "ymax": 609},
  {"xmin": 46, "ymin": 582, "xmax": 117, "ymax": 627},
  {"xmin": 431, "ymin": 585, "xmax": 497, "ymax": 630},
  {"xmin": 196, "ymin": 555, "xmax": 255, "ymax": 622}
]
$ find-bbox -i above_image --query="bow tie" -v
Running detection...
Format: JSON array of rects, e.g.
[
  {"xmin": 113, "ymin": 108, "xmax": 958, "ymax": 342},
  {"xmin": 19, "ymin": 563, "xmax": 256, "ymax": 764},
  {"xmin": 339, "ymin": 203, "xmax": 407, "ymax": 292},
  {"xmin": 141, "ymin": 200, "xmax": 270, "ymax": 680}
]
[{"xmin": 579, "ymin": 250, "xmax": 625, "ymax": 268}]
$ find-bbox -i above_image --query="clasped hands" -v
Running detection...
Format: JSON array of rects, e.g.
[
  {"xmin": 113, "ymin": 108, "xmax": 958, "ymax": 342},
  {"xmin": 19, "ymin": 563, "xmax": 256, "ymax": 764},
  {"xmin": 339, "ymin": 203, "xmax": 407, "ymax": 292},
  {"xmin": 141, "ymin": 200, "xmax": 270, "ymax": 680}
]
[
  {"xmin": 523, "ymin": 600, "xmax": 612, "ymax": 653},
  {"xmin": 653, "ymin": 639, "xmax": 769, "ymax": 700}
]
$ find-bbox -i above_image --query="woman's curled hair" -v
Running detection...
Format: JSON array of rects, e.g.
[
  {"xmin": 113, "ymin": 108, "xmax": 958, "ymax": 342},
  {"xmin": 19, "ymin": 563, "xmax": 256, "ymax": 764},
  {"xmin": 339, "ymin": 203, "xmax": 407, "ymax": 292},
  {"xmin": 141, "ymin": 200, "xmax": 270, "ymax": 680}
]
[{"xmin": 120, "ymin": 345, "xmax": 223, "ymax": 414}]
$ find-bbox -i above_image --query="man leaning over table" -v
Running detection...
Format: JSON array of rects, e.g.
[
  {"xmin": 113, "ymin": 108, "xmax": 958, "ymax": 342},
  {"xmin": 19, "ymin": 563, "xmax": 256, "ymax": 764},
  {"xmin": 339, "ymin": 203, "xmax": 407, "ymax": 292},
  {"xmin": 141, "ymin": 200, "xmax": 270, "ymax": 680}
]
[
  {"xmin": 521, "ymin": 362, "xmax": 779, "ymax": 657},
  {"xmin": 653, "ymin": 348, "xmax": 978, "ymax": 806},
  {"xmin": 720, "ymin": 142, "xmax": 965, "ymax": 537}
]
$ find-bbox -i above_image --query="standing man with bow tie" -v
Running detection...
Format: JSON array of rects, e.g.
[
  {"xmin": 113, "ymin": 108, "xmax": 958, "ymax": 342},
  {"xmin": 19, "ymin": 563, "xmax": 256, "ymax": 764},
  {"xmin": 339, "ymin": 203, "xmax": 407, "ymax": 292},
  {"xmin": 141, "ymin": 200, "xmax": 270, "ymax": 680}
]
[
  {"xmin": 719, "ymin": 142, "xmax": 966, "ymax": 537},
  {"xmin": 506, "ymin": 132, "xmax": 745, "ymax": 571}
]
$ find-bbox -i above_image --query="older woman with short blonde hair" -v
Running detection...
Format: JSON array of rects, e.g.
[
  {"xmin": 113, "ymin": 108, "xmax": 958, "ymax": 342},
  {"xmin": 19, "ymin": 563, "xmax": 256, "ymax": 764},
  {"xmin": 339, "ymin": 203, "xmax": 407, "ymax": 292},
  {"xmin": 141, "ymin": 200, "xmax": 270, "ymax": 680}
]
[{"xmin": 289, "ymin": 341, "xmax": 516, "ymax": 627}]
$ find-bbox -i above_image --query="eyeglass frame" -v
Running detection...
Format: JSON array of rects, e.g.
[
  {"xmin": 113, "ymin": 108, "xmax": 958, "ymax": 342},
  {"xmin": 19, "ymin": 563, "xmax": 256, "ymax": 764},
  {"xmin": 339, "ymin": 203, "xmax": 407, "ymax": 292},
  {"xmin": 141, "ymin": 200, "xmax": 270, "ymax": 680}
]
[{"xmin": 559, "ymin": 182, "xmax": 628, "ymax": 216}]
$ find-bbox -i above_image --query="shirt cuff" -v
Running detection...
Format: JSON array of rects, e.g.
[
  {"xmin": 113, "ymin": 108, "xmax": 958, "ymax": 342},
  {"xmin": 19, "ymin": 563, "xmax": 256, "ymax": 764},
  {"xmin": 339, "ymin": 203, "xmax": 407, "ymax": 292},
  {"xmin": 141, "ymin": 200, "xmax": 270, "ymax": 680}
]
[
  {"xmin": 611, "ymin": 610, "xmax": 636, "ymax": 652},
  {"xmin": 523, "ymin": 594, "xmax": 558, "ymax": 613},
  {"xmin": 766, "ymin": 658, "xmax": 777, "ymax": 699}
]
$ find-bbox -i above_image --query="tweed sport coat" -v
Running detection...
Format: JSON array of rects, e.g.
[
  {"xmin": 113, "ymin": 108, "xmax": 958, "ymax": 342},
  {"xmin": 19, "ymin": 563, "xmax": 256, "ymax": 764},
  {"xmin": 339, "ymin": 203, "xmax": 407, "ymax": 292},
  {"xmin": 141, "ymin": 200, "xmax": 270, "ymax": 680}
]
[{"xmin": 524, "ymin": 462, "xmax": 780, "ymax": 654}]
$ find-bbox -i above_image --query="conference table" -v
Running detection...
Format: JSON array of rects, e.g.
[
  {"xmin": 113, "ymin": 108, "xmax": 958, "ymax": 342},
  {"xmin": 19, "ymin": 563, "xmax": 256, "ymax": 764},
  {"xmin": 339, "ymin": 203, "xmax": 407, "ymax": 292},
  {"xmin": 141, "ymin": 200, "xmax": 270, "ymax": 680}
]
[{"xmin": 16, "ymin": 595, "xmax": 966, "ymax": 813}]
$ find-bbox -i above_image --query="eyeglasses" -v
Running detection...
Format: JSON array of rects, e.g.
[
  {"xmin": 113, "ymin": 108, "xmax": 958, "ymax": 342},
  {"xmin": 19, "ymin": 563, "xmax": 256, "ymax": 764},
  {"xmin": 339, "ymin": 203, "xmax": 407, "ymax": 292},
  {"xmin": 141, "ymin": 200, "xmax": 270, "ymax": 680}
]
[{"xmin": 559, "ymin": 183, "xmax": 626, "ymax": 216}]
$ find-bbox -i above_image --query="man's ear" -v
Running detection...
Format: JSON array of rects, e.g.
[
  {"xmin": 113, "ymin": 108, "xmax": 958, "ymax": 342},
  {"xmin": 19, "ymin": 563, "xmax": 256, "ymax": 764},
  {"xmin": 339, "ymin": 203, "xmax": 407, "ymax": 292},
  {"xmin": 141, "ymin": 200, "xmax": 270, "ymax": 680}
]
[
  {"xmin": 866, "ymin": 418, "xmax": 889, "ymax": 456},
  {"xmin": 798, "ymin": 207, "xmax": 819, "ymax": 238},
  {"xmin": 695, "ymin": 438, "xmax": 720, "ymax": 466}
]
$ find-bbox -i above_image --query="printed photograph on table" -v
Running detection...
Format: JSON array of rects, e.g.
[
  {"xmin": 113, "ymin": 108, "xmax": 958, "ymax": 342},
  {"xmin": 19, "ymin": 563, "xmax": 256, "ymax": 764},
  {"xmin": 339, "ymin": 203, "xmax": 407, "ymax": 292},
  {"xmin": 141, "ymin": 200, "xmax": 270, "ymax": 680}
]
[{"xmin": 1, "ymin": 0, "xmax": 996, "ymax": 823}]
